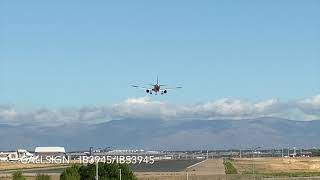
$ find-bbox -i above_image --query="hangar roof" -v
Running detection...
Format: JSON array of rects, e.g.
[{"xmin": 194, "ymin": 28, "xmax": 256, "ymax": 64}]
[{"xmin": 35, "ymin": 147, "xmax": 65, "ymax": 153}]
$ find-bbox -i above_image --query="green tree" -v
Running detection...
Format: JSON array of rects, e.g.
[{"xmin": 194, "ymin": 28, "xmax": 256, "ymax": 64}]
[
  {"xmin": 117, "ymin": 163, "xmax": 137, "ymax": 180},
  {"xmin": 79, "ymin": 163, "xmax": 96, "ymax": 180},
  {"xmin": 61, "ymin": 162, "xmax": 137, "ymax": 180},
  {"xmin": 60, "ymin": 164, "xmax": 81, "ymax": 180},
  {"xmin": 36, "ymin": 174, "xmax": 51, "ymax": 180},
  {"xmin": 12, "ymin": 171, "xmax": 26, "ymax": 180}
]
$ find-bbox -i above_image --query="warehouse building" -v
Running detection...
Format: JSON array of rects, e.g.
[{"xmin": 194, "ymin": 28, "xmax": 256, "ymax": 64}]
[{"xmin": 35, "ymin": 147, "xmax": 66, "ymax": 158}]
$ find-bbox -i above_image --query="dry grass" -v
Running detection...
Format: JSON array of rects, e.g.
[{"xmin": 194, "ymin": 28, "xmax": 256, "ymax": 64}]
[
  {"xmin": 0, "ymin": 173, "xmax": 60, "ymax": 180},
  {"xmin": 0, "ymin": 162, "xmax": 71, "ymax": 171},
  {"xmin": 0, "ymin": 160, "xmax": 81, "ymax": 172},
  {"xmin": 0, "ymin": 161, "xmax": 67, "ymax": 180},
  {"xmin": 232, "ymin": 157, "xmax": 320, "ymax": 174}
]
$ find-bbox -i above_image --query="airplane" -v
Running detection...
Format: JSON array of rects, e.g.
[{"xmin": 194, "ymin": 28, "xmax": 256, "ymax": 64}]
[{"xmin": 132, "ymin": 76, "xmax": 182, "ymax": 95}]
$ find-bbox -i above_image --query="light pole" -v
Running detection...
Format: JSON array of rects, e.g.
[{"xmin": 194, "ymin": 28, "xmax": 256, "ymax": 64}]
[
  {"xmin": 252, "ymin": 147, "xmax": 261, "ymax": 180},
  {"xmin": 95, "ymin": 160, "xmax": 98, "ymax": 180},
  {"xmin": 119, "ymin": 168, "xmax": 122, "ymax": 180},
  {"xmin": 186, "ymin": 170, "xmax": 189, "ymax": 180}
]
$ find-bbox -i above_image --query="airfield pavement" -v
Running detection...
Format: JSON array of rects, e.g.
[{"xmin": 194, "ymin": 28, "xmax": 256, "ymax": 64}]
[{"xmin": 135, "ymin": 159, "xmax": 227, "ymax": 180}]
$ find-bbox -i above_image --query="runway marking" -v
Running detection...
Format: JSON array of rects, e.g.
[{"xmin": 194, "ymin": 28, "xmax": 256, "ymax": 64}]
[{"xmin": 186, "ymin": 159, "xmax": 208, "ymax": 170}]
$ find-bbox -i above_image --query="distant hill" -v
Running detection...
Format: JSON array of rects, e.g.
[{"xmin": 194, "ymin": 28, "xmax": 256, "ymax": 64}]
[{"xmin": 1, "ymin": 117, "xmax": 320, "ymax": 151}]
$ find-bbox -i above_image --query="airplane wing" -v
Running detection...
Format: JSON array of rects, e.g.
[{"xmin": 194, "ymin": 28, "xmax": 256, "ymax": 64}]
[
  {"xmin": 163, "ymin": 86, "xmax": 182, "ymax": 90},
  {"xmin": 131, "ymin": 85, "xmax": 149, "ymax": 89},
  {"xmin": 160, "ymin": 86, "xmax": 182, "ymax": 94},
  {"xmin": 132, "ymin": 85, "xmax": 153, "ymax": 94}
]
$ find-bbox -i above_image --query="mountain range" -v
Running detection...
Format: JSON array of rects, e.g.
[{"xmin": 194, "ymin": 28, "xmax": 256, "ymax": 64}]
[{"xmin": 1, "ymin": 117, "xmax": 320, "ymax": 151}]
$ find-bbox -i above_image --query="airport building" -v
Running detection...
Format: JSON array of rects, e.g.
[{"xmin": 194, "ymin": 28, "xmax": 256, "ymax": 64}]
[
  {"xmin": 35, "ymin": 147, "xmax": 66, "ymax": 157},
  {"xmin": 0, "ymin": 149, "xmax": 34, "ymax": 161}
]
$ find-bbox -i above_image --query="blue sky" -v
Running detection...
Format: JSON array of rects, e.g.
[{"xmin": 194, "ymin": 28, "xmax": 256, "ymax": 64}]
[{"xmin": 0, "ymin": 0, "xmax": 319, "ymax": 108}]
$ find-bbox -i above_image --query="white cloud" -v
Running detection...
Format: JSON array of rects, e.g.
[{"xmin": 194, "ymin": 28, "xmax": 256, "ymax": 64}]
[
  {"xmin": 254, "ymin": 98, "xmax": 279, "ymax": 112},
  {"xmin": 112, "ymin": 96, "xmax": 176, "ymax": 119},
  {"xmin": 124, "ymin": 96, "xmax": 161, "ymax": 105},
  {"xmin": 1, "ymin": 95, "xmax": 320, "ymax": 126},
  {"xmin": 181, "ymin": 98, "xmax": 283, "ymax": 119},
  {"xmin": 297, "ymin": 95, "xmax": 320, "ymax": 115},
  {"xmin": 0, "ymin": 105, "xmax": 17, "ymax": 120}
]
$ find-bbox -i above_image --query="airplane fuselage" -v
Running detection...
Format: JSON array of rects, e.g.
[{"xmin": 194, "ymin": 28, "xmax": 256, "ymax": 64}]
[{"xmin": 152, "ymin": 85, "xmax": 161, "ymax": 92}]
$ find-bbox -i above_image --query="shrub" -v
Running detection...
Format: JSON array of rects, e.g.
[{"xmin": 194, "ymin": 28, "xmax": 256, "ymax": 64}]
[
  {"xmin": 36, "ymin": 174, "xmax": 51, "ymax": 180},
  {"xmin": 60, "ymin": 164, "xmax": 81, "ymax": 180},
  {"xmin": 224, "ymin": 160, "xmax": 238, "ymax": 174},
  {"xmin": 12, "ymin": 171, "xmax": 26, "ymax": 180}
]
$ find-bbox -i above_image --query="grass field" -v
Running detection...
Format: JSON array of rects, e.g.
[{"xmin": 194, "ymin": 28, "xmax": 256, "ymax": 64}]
[
  {"xmin": 231, "ymin": 157, "xmax": 320, "ymax": 178},
  {"xmin": 0, "ymin": 162, "xmax": 67, "ymax": 171}
]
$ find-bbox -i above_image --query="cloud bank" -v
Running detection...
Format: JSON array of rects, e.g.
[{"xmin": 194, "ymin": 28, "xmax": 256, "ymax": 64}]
[{"xmin": 1, "ymin": 95, "xmax": 320, "ymax": 126}]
